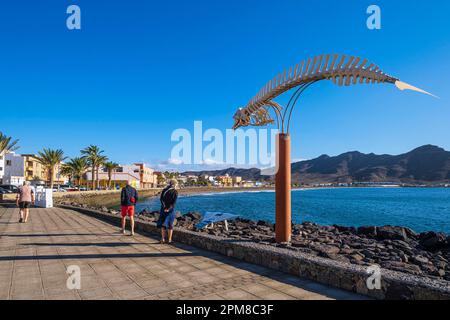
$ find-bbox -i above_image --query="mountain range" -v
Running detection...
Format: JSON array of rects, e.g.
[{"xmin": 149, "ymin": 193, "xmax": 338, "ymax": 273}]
[{"xmin": 183, "ymin": 145, "xmax": 450, "ymax": 184}]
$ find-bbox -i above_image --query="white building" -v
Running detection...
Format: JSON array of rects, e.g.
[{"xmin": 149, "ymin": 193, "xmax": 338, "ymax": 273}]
[
  {"xmin": 0, "ymin": 153, "xmax": 4, "ymax": 183},
  {"xmin": 2, "ymin": 153, "xmax": 26, "ymax": 186},
  {"xmin": 86, "ymin": 164, "xmax": 142, "ymax": 189}
]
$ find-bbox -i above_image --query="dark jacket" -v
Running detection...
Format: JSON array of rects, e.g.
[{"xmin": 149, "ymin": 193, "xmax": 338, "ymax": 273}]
[
  {"xmin": 121, "ymin": 185, "xmax": 139, "ymax": 206},
  {"xmin": 160, "ymin": 185, "xmax": 178, "ymax": 210}
]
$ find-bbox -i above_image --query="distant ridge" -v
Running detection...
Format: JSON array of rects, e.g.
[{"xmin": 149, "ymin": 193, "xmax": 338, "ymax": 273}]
[{"xmin": 183, "ymin": 145, "xmax": 450, "ymax": 184}]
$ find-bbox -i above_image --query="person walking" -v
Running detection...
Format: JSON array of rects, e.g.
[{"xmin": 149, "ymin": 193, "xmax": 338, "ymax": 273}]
[
  {"xmin": 16, "ymin": 181, "xmax": 35, "ymax": 223},
  {"xmin": 120, "ymin": 181, "xmax": 139, "ymax": 236},
  {"xmin": 157, "ymin": 179, "xmax": 178, "ymax": 244}
]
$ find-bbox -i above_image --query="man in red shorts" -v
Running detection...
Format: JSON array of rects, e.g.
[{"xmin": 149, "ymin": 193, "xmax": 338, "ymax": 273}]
[{"xmin": 120, "ymin": 181, "xmax": 139, "ymax": 236}]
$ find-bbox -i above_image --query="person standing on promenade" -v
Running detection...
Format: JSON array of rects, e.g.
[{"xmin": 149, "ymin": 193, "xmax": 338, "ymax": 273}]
[
  {"xmin": 16, "ymin": 181, "xmax": 35, "ymax": 223},
  {"xmin": 157, "ymin": 179, "xmax": 179, "ymax": 244},
  {"xmin": 120, "ymin": 181, "xmax": 139, "ymax": 236}
]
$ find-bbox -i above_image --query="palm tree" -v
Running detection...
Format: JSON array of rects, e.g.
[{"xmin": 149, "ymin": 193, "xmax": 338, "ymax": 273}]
[
  {"xmin": 81, "ymin": 145, "xmax": 105, "ymax": 190},
  {"xmin": 60, "ymin": 164, "xmax": 74, "ymax": 185},
  {"xmin": 103, "ymin": 161, "xmax": 119, "ymax": 189},
  {"xmin": 96, "ymin": 155, "xmax": 109, "ymax": 189},
  {"xmin": 0, "ymin": 132, "xmax": 19, "ymax": 155},
  {"xmin": 61, "ymin": 157, "xmax": 88, "ymax": 187},
  {"xmin": 35, "ymin": 149, "xmax": 66, "ymax": 189}
]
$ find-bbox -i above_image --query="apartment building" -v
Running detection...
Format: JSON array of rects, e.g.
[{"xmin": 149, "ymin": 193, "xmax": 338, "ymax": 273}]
[
  {"xmin": 2, "ymin": 153, "xmax": 68, "ymax": 186},
  {"xmin": 134, "ymin": 163, "xmax": 157, "ymax": 189},
  {"xmin": 21, "ymin": 154, "xmax": 46, "ymax": 181},
  {"xmin": 233, "ymin": 176, "xmax": 243, "ymax": 186},
  {"xmin": 86, "ymin": 163, "xmax": 157, "ymax": 189},
  {"xmin": 216, "ymin": 174, "xmax": 233, "ymax": 187},
  {"xmin": 0, "ymin": 154, "xmax": 4, "ymax": 183},
  {"xmin": 2, "ymin": 153, "xmax": 27, "ymax": 186}
]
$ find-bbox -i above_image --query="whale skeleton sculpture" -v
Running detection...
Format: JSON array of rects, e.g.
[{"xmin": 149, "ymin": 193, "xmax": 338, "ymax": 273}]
[
  {"xmin": 232, "ymin": 54, "xmax": 436, "ymax": 133},
  {"xmin": 232, "ymin": 53, "xmax": 436, "ymax": 243}
]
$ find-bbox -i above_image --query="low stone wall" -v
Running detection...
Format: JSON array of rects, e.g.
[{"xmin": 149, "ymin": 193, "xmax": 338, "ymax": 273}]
[
  {"xmin": 53, "ymin": 189, "xmax": 160, "ymax": 207},
  {"xmin": 53, "ymin": 187, "xmax": 273, "ymax": 208},
  {"xmin": 60, "ymin": 205, "xmax": 450, "ymax": 300}
]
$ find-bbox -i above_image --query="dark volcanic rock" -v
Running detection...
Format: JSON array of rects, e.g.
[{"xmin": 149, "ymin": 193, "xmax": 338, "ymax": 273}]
[
  {"xmin": 186, "ymin": 212, "xmax": 202, "ymax": 221},
  {"xmin": 404, "ymin": 227, "xmax": 418, "ymax": 240},
  {"xmin": 310, "ymin": 244, "xmax": 340, "ymax": 256},
  {"xmin": 419, "ymin": 232, "xmax": 448, "ymax": 251},
  {"xmin": 377, "ymin": 226, "xmax": 408, "ymax": 241},
  {"xmin": 83, "ymin": 203, "xmax": 450, "ymax": 282},
  {"xmin": 333, "ymin": 225, "xmax": 356, "ymax": 234},
  {"xmin": 257, "ymin": 220, "xmax": 272, "ymax": 227},
  {"xmin": 381, "ymin": 261, "xmax": 422, "ymax": 275},
  {"xmin": 358, "ymin": 226, "xmax": 377, "ymax": 238}
]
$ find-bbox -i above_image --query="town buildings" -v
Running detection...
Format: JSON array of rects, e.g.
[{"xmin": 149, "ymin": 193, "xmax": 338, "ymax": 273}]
[
  {"xmin": 215, "ymin": 175, "xmax": 233, "ymax": 187},
  {"xmin": 1, "ymin": 153, "xmax": 68, "ymax": 186},
  {"xmin": 0, "ymin": 154, "xmax": 4, "ymax": 183},
  {"xmin": 134, "ymin": 163, "xmax": 158, "ymax": 189},
  {"xmin": 86, "ymin": 163, "xmax": 157, "ymax": 189}
]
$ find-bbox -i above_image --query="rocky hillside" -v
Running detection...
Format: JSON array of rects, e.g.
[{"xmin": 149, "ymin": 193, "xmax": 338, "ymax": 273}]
[
  {"xmin": 185, "ymin": 145, "xmax": 450, "ymax": 184},
  {"xmin": 291, "ymin": 145, "xmax": 450, "ymax": 184}
]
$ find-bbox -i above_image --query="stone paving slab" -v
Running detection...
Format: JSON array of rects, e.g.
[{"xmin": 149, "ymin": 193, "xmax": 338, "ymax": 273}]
[{"xmin": 0, "ymin": 205, "xmax": 366, "ymax": 300}]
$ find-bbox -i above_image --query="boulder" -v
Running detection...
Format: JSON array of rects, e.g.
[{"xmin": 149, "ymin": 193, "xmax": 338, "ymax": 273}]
[
  {"xmin": 357, "ymin": 226, "xmax": 377, "ymax": 238},
  {"xmin": 411, "ymin": 255, "xmax": 430, "ymax": 265},
  {"xmin": 376, "ymin": 226, "xmax": 408, "ymax": 241},
  {"xmin": 185, "ymin": 212, "xmax": 202, "ymax": 221},
  {"xmin": 333, "ymin": 225, "xmax": 356, "ymax": 234},
  {"xmin": 403, "ymin": 227, "xmax": 418, "ymax": 240},
  {"xmin": 419, "ymin": 232, "xmax": 448, "ymax": 251},
  {"xmin": 257, "ymin": 220, "xmax": 272, "ymax": 227},
  {"xmin": 310, "ymin": 243, "xmax": 340, "ymax": 255},
  {"xmin": 349, "ymin": 253, "xmax": 364, "ymax": 261},
  {"xmin": 381, "ymin": 261, "xmax": 422, "ymax": 275}
]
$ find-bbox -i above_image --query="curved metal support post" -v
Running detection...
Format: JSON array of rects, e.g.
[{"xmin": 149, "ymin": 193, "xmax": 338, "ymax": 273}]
[
  {"xmin": 286, "ymin": 81, "xmax": 318, "ymax": 133},
  {"xmin": 265, "ymin": 101, "xmax": 283, "ymax": 131}
]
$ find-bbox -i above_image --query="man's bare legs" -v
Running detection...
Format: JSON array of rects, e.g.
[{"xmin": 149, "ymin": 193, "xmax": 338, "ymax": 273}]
[
  {"xmin": 167, "ymin": 229, "xmax": 173, "ymax": 243},
  {"xmin": 161, "ymin": 227, "xmax": 166, "ymax": 243},
  {"xmin": 121, "ymin": 216, "xmax": 127, "ymax": 234},
  {"xmin": 18, "ymin": 208, "xmax": 24, "ymax": 222},
  {"xmin": 24, "ymin": 209, "xmax": 30, "ymax": 223},
  {"xmin": 121, "ymin": 216, "xmax": 135, "ymax": 235},
  {"xmin": 130, "ymin": 216, "xmax": 135, "ymax": 236}
]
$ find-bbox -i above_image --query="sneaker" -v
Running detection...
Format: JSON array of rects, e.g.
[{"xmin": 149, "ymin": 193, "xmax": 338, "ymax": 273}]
[
  {"xmin": 122, "ymin": 229, "xmax": 126, "ymax": 235},
  {"xmin": 19, "ymin": 218, "xmax": 23, "ymax": 223}
]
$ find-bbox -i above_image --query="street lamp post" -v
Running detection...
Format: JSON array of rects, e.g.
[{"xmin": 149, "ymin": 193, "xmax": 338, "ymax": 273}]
[{"xmin": 232, "ymin": 54, "xmax": 435, "ymax": 244}]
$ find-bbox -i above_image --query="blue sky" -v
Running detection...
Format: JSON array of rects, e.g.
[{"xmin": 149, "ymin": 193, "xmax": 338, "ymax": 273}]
[{"xmin": 0, "ymin": 0, "xmax": 449, "ymax": 171}]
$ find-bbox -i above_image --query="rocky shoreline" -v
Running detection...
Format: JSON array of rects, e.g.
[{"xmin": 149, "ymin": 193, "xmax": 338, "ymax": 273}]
[{"xmin": 60, "ymin": 201, "xmax": 450, "ymax": 282}]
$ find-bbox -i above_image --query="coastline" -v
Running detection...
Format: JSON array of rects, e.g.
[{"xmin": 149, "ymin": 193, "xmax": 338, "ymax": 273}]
[
  {"xmin": 52, "ymin": 187, "xmax": 450, "ymax": 285},
  {"xmin": 174, "ymin": 185, "xmax": 450, "ymax": 199},
  {"xmin": 56, "ymin": 200, "xmax": 450, "ymax": 286}
]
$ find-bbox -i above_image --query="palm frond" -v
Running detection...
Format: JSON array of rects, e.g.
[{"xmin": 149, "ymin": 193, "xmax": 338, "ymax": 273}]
[{"xmin": 0, "ymin": 132, "xmax": 20, "ymax": 154}]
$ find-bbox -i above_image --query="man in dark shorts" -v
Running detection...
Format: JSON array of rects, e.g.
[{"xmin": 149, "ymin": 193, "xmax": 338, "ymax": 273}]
[
  {"xmin": 157, "ymin": 179, "xmax": 178, "ymax": 244},
  {"xmin": 16, "ymin": 181, "xmax": 35, "ymax": 223},
  {"xmin": 120, "ymin": 181, "xmax": 139, "ymax": 236}
]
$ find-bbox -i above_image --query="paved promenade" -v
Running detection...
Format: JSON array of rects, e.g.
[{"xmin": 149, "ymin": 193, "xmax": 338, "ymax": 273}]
[{"xmin": 0, "ymin": 205, "xmax": 365, "ymax": 300}]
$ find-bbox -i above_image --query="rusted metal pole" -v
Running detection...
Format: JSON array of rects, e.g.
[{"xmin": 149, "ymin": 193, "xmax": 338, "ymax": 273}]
[{"xmin": 275, "ymin": 133, "xmax": 292, "ymax": 243}]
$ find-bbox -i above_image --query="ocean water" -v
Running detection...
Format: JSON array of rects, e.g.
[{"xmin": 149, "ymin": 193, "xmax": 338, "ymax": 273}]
[{"xmin": 137, "ymin": 188, "xmax": 450, "ymax": 234}]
